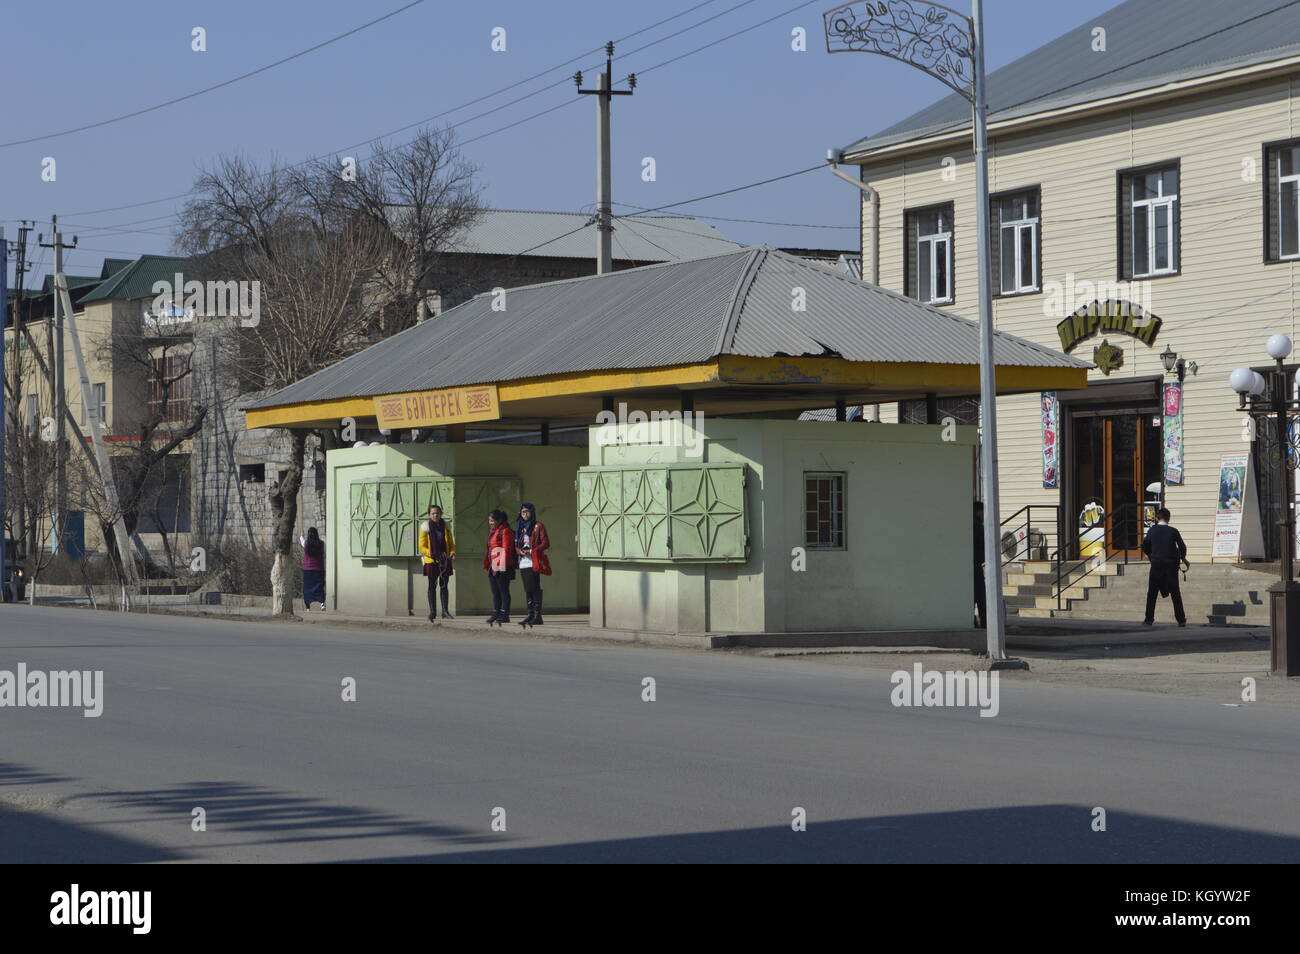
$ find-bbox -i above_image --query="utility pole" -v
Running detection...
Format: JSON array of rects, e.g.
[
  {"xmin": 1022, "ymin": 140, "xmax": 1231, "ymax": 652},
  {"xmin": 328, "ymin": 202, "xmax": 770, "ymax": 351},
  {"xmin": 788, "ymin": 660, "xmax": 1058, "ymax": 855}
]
[
  {"xmin": 55, "ymin": 274, "xmax": 138, "ymax": 607},
  {"xmin": 1, "ymin": 229, "xmax": 6, "ymax": 598},
  {"xmin": 824, "ymin": 0, "xmax": 1022, "ymax": 667},
  {"xmin": 9, "ymin": 223, "xmax": 36, "ymax": 560},
  {"xmin": 39, "ymin": 219, "xmax": 76, "ymax": 558},
  {"xmin": 576, "ymin": 42, "xmax": 635, "ymax": 274}
]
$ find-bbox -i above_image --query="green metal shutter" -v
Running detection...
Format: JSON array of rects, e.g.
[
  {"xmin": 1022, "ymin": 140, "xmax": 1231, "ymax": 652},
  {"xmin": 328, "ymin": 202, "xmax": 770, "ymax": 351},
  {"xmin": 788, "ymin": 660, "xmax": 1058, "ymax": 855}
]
[
  {"xmin": 577, "ymin": 468, "xmax": 624, "ymax": 559},
  {"xmin": 349, "ymin": 481, "xmax": 380, "ymax": 557},
  {"xmin": 621, "ymin": 468, "xmax": 669, "ymax": 559},
  {"xmin": 577, "ymin": 464, "xmax": 747, "ymax": 563},
  {"xmin": 667, "ymin": 465, "xmax": 746, "ymax": 560}
]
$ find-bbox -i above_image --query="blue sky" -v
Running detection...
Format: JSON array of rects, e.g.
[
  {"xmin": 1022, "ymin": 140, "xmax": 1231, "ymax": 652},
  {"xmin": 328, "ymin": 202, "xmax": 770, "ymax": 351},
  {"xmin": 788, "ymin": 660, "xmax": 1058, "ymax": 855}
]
[{"xmin": 2, "ymin": 0, "xmax": 1121, "ymax": 283}]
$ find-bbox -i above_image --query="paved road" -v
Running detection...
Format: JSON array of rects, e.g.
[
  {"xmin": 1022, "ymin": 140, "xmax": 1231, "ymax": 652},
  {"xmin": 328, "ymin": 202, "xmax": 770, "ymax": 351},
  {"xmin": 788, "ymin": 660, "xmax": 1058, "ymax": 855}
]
[{"xmin": 2, "ymin": 604, "xmax": 1299, "ymax": 862}]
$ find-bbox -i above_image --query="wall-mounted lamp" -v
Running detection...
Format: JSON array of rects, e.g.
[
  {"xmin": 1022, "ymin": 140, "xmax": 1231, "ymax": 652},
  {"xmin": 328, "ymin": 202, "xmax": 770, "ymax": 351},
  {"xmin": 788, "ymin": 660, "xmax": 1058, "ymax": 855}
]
[{"xmin": 1160, "ymin": 345, "xmax": 1197, "ymax": 382}]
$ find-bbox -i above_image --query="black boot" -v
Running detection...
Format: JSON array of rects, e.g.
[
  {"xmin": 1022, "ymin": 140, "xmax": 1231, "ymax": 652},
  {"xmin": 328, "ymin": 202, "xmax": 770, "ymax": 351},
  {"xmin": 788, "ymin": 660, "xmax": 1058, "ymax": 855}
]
[
  {"xmin": 520, "ymin": 597, "xmax": 536, "ymax": 627},
  {"xmin": 532, "ymin": 592, "xmax": 544, "ymax": 626},
  {"xmin": 441, "ymin": 608, "xmax": 454, "ymax": 620}
]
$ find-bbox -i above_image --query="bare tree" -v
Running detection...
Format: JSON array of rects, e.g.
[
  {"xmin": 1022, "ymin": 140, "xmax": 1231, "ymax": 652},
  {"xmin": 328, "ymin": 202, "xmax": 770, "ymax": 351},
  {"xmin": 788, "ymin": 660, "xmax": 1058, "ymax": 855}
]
[
  {"xmin": 175, "ymin": 128, "xmax": 482, "ymax": 613},
  {"xmin": 4, "ymin": 422, "xmax": 63, "ymax": 601},
  {"xmin": 91, "ymin": 322, "xmax": 206, "ymax": 577}
]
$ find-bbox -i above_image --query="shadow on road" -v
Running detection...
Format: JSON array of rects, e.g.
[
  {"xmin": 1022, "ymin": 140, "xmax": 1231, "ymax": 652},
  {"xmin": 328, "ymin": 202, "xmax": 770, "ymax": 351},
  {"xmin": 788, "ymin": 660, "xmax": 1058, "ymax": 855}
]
[
  {"xmin": 339, "ymin": 805, "xmax": 1300, "ymax": 863},
  {"xmin": 83, "ymin": 780, "xmax": 499, "ymax": 852},
  {"xmin": 0, "ymin": 760, "xmax": 183, "ymax": 863}
]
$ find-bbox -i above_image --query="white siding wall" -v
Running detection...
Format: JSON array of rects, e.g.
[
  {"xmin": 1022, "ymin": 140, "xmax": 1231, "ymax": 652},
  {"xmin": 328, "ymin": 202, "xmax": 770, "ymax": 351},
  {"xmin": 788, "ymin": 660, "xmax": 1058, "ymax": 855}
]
[{"xmin": 859, "ymin": 76, "xmax": 1300, "ymax": 560}]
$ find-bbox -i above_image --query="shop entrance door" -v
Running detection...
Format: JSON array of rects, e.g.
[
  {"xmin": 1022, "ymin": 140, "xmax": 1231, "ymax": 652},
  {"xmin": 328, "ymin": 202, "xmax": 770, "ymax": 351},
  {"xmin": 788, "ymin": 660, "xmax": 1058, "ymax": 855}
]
[{"xmin": 1071, "ymin": 408, "xmax": 1162, "ymax": 556}]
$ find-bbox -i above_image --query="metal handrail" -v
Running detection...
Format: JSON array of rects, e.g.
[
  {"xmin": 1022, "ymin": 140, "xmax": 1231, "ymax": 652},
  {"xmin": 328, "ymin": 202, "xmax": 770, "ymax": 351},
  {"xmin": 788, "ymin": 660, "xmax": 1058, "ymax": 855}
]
[
  {"xmin": 1047, "ymin": 502, "xmax": 1148, "ymax": 609},
  {"xmin": 998, "ymin": 504, "xmax": 1062, "ymax": 571}
]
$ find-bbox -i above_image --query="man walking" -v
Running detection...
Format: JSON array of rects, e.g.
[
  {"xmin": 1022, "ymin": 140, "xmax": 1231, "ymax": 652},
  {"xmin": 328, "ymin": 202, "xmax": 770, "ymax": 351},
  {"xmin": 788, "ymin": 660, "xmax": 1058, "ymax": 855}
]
[{"xmin": 1142, "ymin": 508, "xmax": 1189, "ymax": 626}]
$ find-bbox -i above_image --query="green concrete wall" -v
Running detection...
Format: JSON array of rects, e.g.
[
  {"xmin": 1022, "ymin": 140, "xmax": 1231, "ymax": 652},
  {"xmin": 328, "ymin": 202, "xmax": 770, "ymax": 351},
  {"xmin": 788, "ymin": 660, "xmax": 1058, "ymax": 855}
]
[
  {"xmin": 587, "ymin": 419, "xmax": 977, "ymax": 633},
  {"xmin": 326, "ymin": 443, "xmax": 588, "ymax": 617}
]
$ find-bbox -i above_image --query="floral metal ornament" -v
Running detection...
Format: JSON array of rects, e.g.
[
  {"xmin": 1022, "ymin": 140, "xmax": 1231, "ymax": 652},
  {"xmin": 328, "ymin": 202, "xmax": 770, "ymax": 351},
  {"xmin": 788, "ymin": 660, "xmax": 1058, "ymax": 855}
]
[{"xmin": 823, "ymin": 1, "xmax": 975, "ymax": 100}]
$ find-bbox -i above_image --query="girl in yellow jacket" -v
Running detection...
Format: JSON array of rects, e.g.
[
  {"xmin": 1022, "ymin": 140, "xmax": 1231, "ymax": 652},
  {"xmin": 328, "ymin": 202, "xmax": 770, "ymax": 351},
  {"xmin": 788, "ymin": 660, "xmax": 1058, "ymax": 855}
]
[{"xmin": 419, "ymin": 504, "xmax": 456, "ymax": 622}]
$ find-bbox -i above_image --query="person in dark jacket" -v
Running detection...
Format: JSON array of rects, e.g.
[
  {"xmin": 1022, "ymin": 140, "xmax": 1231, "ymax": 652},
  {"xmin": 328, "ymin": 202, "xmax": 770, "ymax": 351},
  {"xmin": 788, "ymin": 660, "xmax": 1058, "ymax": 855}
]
[
  {"xmin": 483, "ymin": 509, "xmax": 517, "ymax": 625},
  {"xmin": 973, "ymin": 501, "xmax": 987, "ymax": 629},
  {"xmin": 1142, "ymin": 508, "xmax": 1189, "ymax": 626},
  {"xmin": 514, "ymin": 502, "xmax": 552, "ymax": 627}
]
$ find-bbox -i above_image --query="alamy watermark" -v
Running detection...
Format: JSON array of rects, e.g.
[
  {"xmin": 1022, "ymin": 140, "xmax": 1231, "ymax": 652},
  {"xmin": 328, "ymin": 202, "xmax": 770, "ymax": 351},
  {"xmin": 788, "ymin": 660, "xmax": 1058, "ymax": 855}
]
[
  {"xmin": 1042, "ymin": 273, "xmax": 1154, "ymax": 321},
  {"xmin": 148, "ymin": 275, "xmax": 260, "ymax": 328},
  {"xmin": 0, "ymin": 664, "xmax": 103, "ymax": 717},
  {"xmin": 890, "ymin": 663, "xmax": 999, "ymax": 718},
  {"xmin": 50, "ymin": 884, "xmax": 150, "ymax": 934},
  {"xmin": 594, "ymin": 402, "xmax": 704, "ymax": 458}
]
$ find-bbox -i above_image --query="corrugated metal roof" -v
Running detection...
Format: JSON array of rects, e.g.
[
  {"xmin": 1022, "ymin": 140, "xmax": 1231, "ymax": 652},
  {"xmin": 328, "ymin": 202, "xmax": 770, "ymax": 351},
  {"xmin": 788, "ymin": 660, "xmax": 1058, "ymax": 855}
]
[
  {"xmin": 252, "ymin": 246, "xmax": 1087, "ymax": 410},
  {"xmin": 80, "ymin": 254, "xmax": 191, "ymax": 303},
  {"xmin": 385, "ymin": 207, "xmax": 741, "ymax": 261},
  {"xmin": 841, "ymin": 0, "xmax": 1300, "ymax": 157}
]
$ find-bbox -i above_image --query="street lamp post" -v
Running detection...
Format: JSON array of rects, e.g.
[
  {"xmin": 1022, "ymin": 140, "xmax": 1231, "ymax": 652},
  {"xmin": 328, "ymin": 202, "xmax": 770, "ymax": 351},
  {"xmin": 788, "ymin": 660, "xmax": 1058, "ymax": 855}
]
[
  {"xmin": 1230, "ymin": 334, "xmax": 1300, "ymax": 676},
  {"xmin": 825, "ymin": 1, "xmax": 1021, "ymax": 665}
]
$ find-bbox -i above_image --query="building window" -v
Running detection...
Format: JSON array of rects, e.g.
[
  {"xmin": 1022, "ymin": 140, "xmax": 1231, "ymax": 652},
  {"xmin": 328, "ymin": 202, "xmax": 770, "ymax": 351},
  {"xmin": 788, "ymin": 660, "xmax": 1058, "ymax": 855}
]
[
  {"xmin": 148, "ymin": 353, "xmax": 192, "ymax": 423},
  {"xmin": 82, "ymin": 382, "xmax": 106, "ymax": 426},
  {"xmin": 1119, "ymin": 164, "xmax": 1179, "ymax": 278},
  {"xmin": 991, "ymin": 189, "xmax": 1039, "ymax": 295},
  {"xmin": 905, "ymin": 204, "xmax": 954, "ymax": 303},
  {"xmin": 26, "ymin": 394, "xmax": 38, "ymax": 434},
  {"xmin": 92, "ymin": 383, "xmax": 107, "ymax": 426},
  {"xmin": 1266, "ymin": 141, "xmax": 1300, "ymax": 261},
  {"xmin": 239, "ymin": 463, "xmax": 265, "ymax": 483},
  {"xmin": 804, "ymin": 472, "xmax": 845, "ymax": 549}
]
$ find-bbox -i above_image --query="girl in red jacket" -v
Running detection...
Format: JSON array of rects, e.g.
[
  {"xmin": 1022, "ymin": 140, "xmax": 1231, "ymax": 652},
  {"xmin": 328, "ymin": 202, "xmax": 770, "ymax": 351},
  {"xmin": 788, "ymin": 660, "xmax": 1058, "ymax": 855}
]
[
  {"xmin": 483, "ymin": 509, "xmax": 517, "ymax": 625},
  {"xmin": 514, "ymin": 502, "xmax": 551, "ymax": 627}
]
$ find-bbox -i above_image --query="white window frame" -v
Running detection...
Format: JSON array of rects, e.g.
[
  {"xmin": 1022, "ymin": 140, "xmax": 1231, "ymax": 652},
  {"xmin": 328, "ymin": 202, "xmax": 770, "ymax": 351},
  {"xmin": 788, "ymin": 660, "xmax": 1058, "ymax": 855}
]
[
  {"xmin": 998, "ymin": 194, "xmax": 1039, "ymax": 294},
  {"xmin": 1279, "ymin": 148, "xmax": 1300, "ymax": 260},
  {"xmin": 1131, "ymin": 171, "xmax": 1178, "ymax": 277},
  {"xmin": 916, "ymin": 211, "xmax": 953, "ymax": 304},
  {"xmin": 91, "ymin": 382, "xmax": 107, "ymax": 426}
]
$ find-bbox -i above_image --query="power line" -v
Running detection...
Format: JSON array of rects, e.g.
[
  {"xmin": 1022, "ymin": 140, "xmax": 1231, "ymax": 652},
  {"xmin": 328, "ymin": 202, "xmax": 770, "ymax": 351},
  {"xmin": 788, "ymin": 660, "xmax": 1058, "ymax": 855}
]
[
  {"xmin": 0, "ymin": 1, "xmax": 428, "ymax": 149},
  {"xmin": 57, "ymin": 0, "xmax": 753, "ymax": 220},
  {"xmin": 623, "ymin": 0, "xmax": 821, "ymax": 81},
  {"xmin": 615, "ymin": 164, "xmax": 824, "ymax": 218},
  {"xmin": 609, "ymin": 201, "xmax": 856, "ymax": 230}
]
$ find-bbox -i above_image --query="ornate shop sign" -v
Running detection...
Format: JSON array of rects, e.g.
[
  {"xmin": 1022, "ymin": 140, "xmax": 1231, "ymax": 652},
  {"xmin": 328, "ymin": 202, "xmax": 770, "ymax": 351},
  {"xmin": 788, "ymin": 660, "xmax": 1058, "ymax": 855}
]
[{"xmin": 1056, "ymin": 299, "xmax": 1161, "ymax": 354}]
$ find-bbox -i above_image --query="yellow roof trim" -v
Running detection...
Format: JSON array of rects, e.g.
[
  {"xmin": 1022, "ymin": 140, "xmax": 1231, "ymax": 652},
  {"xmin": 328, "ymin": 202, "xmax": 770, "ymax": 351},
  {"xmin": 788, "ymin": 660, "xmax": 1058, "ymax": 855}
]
[{"xmin": 245, "ymin": 357, "xmax": 1084, "ymax": 429}]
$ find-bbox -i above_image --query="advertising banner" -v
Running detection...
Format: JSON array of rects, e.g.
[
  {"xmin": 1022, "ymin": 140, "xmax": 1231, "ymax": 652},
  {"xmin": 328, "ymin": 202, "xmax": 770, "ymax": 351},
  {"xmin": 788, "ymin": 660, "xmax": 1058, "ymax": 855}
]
[
  {"xmin": 1211, "ymin": 451, "xmax": 1264, "ymax": 561},
  {"xmin": 1162, "ymin": 382, "xmax": 1184, "ymax": 485},
  {"xmin": 1041, "ymin": 392, "xmax": 1059, "ymax": 488}
]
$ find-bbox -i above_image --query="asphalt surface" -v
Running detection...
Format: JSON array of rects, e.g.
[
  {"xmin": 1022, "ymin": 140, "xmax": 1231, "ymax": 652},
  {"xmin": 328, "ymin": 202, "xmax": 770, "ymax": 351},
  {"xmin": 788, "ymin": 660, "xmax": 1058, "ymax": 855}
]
[{"xmin": 2, "ymin": 603, "xmax": 1299, "ymax": 863}]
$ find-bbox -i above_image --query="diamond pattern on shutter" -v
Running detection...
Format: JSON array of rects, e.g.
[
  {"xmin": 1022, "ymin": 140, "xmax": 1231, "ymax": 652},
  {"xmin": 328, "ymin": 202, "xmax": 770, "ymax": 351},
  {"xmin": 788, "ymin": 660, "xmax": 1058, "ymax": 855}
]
[
  {"xmin": 349, "ymin": 481, "xmax": 380, "ymax": 556},
  {"xmin": 577, "ymin": 465, "xmax": 747, "ymax": 562}
]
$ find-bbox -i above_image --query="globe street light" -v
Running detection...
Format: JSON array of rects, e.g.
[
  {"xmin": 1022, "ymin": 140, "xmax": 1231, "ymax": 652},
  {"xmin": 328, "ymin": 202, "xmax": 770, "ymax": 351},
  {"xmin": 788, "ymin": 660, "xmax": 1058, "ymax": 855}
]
[{"xmin": 1230, "ymin": 333, "xmax": 1300, "ymax": 676}]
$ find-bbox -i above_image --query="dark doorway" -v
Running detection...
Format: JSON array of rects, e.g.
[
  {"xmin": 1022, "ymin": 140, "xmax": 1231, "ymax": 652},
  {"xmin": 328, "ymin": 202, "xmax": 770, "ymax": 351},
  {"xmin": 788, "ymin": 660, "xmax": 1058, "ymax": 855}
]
[{"xmin": 1070, "ymin": 407, "xmax": 1161, "ymax": 555}]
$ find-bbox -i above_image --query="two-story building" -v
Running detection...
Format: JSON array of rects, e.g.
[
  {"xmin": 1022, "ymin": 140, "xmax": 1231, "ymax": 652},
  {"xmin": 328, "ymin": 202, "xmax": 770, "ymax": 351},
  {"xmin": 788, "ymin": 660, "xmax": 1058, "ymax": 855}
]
[{"xmin": 837, "ymin": 0, "xmax": 1300, "ymax": 563}]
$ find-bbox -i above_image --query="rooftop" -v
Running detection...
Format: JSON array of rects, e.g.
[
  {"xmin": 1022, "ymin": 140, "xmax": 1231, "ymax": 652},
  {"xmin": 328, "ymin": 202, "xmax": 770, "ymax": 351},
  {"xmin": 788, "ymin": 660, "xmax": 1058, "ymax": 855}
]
[
  {"xmin": 249, "ymin": 245, "xmax": 1088, "ymax": 429},
  {"xmin": 841, "ymin": 0, "xmax": 1300, "ymax": 158}
]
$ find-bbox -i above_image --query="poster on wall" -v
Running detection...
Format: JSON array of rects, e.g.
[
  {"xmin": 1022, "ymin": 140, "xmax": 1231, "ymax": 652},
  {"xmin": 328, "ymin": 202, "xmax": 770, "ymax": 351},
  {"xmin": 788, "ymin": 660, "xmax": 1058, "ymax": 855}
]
[
  {"xmin": 1162, "ymin": 382, "xmax": 1184, "ymax": 485},
  {"xmin": 1211, "ymin": 451, "xmax": 1265, "ymax": 561},
  {"xmin": 1041, "ymin": 392, "xmax": 1059, "ymax": 488}
]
